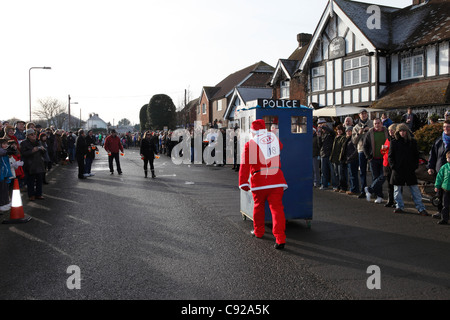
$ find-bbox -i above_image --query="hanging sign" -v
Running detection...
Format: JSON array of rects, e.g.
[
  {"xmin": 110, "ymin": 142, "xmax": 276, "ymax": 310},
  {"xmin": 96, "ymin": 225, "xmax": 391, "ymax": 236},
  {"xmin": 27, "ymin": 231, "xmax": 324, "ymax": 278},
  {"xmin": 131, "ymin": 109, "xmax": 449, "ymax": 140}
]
[{"xmin": 329, "ymin": 37, "xmax": 346, "ymax": 59}]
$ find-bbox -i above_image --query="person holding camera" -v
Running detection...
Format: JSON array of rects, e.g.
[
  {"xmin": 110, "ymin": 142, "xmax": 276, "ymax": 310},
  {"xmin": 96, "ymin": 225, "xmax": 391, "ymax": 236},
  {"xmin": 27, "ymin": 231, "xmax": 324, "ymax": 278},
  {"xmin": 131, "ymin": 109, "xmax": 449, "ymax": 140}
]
[
  {"xmin": 352, "ymin": 109, "xmax": 373, "ymax": 199},
  {"xmin": 20, "ymin": 129, "xmax": 46, "ymax": 201}
]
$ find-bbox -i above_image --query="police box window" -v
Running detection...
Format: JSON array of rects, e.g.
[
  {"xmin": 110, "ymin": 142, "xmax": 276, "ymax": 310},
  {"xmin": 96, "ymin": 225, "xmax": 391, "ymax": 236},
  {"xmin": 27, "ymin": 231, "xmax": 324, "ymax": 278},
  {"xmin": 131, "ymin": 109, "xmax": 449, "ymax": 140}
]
[
  {"xmin": 291, "ymin": 116, "xmax": 307, "ymax": 134},
  {"xmin": 262, "ymin": 116, "xmax": 278, "ymax": 130}
]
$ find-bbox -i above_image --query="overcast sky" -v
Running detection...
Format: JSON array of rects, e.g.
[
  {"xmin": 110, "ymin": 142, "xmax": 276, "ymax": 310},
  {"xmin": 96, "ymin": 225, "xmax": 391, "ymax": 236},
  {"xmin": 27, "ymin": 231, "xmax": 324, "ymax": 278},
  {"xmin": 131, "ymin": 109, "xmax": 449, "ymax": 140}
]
[{"xmin": 0, "ymin": 0, "xmax": 412, "ymax": 126}]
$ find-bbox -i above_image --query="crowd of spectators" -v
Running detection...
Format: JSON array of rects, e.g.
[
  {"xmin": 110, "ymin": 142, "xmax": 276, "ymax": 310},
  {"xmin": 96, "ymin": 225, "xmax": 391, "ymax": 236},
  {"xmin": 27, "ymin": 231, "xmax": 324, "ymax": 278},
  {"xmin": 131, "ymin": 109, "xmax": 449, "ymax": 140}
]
[
  {"xmin": 2, "ymin": 110, "xmax": 450, "ymax": 227},
  {"xmin": 314, "ymin": 108, "xmax": 450, "ymax": 225}
]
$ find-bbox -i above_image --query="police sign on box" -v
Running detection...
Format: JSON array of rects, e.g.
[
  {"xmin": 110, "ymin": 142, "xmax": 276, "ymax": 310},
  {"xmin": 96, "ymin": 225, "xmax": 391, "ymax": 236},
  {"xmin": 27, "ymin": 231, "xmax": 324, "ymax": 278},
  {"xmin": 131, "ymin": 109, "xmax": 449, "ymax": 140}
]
[{"xmin": 257, "ymin": 99, "xmax": 301, "ymax": 109}]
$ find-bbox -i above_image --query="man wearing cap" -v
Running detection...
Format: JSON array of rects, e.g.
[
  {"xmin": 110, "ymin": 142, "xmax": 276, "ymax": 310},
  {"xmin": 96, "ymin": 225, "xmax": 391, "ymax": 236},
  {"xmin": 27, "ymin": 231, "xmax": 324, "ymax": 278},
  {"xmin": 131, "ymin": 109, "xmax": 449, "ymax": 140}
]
[
  {"xmin": 239, "ymin": 119, "xmax": 288, "ymax": 250},
  {"xmin": 14, "ymin": 120, "xmax": 26, "ymax": 144},
  {"xmin": 352, "ymin": 109, "xmax": 373, "ymax": 199},
  {"xmin": 20, "ymin": 128, "xmax": 46, "ymax": 200}
]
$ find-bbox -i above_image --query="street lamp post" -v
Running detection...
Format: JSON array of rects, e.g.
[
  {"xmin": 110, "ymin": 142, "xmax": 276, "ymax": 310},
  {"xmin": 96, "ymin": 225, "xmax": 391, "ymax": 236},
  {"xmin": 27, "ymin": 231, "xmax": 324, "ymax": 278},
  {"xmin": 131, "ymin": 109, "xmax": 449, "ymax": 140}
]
[
  {"xmin": 68, "ymin": 94, "xmax": 78, "ymax": 131},
  {"xmin": 29, "ymin": 66, "xmax": 51, "ymax": 122}
]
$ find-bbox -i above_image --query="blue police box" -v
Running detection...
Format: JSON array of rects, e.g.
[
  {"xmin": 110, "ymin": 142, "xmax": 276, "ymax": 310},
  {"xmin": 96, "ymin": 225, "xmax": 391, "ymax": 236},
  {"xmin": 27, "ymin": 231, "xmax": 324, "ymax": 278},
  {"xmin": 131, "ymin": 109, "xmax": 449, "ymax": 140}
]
[{"xmin": 235, "ymin": 98, "xmax": 313, "ymax": 228}]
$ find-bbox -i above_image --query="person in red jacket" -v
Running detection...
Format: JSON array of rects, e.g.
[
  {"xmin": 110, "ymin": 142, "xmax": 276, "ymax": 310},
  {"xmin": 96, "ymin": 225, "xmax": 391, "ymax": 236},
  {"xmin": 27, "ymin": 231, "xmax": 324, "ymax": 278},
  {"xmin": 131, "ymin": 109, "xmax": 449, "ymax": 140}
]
[
  {"xmin": 104, "ymin": 129, "xmax": 124, "ymax": 175},
  {"xmin": 239, "ymin": 119, "xmax": 288, "ymax": 249}
]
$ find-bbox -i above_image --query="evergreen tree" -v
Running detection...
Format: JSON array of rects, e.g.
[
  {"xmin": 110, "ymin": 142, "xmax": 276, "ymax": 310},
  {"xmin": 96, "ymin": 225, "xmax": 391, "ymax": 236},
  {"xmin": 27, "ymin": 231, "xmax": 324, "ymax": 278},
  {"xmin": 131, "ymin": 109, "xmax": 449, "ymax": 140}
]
[
  {"xmin": 147, "ymin": 94, "xmax": 176, "ymax": 130},
  {"xmin": 139, "ymin": 104, "xmax": 149, "ymax": 131}
]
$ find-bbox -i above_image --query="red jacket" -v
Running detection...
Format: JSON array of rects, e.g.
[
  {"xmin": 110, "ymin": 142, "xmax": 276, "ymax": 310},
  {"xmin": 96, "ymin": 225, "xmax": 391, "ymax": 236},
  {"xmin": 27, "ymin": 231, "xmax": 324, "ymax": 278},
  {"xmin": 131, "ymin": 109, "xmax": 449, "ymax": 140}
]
[
  {"xmin": 381, "ymin": 138, "xmax": 390, "ymax": 167},
  {"xmin": 104, "ymin": 135, "xmax": 123, "ymax": 153},
  {"xmin": 239, "ymin": 130, "xmax": 287, "ymax": 191}
]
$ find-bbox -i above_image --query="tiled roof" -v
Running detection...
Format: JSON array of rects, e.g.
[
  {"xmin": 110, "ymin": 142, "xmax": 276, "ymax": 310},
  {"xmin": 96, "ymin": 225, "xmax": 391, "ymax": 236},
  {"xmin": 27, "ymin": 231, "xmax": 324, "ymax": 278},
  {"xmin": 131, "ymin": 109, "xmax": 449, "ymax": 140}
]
[
  {"xmin": 210, "ymin": 61, "xmax": 274, "ymax": 100},
  {"xmin": 334, "ymin": 0, "xmax": 450, "ymax": 52},
  {"xmin": 288, "ymin": 44, "xmax": 309, "ymax": 62},
  {"xmin": 371, "ymin": 78, "xmax": 450, "ymax": 109},
  {"xmin": 390, "ymin": 0, "xmax": 450, "ymax": 51}
]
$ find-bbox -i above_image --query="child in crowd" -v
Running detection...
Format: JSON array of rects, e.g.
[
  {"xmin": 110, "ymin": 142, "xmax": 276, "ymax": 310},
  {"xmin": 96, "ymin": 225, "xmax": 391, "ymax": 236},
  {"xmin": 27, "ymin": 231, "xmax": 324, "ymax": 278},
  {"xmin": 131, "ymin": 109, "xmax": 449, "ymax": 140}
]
[
  {"xmin": 6, "ymin": 140, "xmax": 23, "ymax": 197},
  {"xmin": 434, "ymin": 151, "xmax": 450, "ymax": 225},
  {"xmin": 0, "ymin": 138, "xmax": 14, "ymax": 213}
]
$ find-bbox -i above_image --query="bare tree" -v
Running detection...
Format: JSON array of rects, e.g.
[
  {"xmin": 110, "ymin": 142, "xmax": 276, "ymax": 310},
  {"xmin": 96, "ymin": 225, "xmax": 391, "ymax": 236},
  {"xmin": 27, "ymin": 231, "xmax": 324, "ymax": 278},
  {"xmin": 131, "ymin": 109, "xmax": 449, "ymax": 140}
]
[
  {"xmin": 33, "ymin": 97, "xmax": 67, "ymax": 128},
  {"xmin": 118, "ymin": 118, "xmax": 131, "ymax": 126}
]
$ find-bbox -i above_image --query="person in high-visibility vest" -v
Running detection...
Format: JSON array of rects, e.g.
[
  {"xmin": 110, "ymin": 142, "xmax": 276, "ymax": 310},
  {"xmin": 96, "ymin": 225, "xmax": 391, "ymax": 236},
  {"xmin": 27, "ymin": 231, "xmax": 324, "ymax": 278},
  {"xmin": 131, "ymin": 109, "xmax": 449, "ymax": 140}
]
[{"xmin": 239, "ymin": 119, "xmax": 288, "ymax": 249}]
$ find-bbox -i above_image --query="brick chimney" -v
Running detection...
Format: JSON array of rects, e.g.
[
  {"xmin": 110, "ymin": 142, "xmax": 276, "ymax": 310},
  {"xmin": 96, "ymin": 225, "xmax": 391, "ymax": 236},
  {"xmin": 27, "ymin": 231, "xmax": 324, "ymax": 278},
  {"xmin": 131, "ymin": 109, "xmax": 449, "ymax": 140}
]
[
  {"xmin": 412, "ymin": 0, "xmax": 428, "ymax": 4},
  {"xmin": 297, "ymin": 33, "xmax": 312, "ymax": 48}
]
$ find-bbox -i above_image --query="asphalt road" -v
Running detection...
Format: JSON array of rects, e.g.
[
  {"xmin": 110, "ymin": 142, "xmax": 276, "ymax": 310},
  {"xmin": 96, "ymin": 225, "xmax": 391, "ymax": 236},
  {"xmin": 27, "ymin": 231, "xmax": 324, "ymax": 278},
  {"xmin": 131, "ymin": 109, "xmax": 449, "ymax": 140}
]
[{"xmin": 0, "ymin": 147, "xmax": 449, "ymax": 302}]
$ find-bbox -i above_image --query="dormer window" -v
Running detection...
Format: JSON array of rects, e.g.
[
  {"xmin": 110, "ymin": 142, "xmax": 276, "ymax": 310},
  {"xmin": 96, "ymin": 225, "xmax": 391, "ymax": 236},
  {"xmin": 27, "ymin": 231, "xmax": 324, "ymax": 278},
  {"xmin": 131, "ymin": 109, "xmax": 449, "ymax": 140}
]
[{"xmin": 280, "ymin": 80, "xmax": 290, "ymax": 99}]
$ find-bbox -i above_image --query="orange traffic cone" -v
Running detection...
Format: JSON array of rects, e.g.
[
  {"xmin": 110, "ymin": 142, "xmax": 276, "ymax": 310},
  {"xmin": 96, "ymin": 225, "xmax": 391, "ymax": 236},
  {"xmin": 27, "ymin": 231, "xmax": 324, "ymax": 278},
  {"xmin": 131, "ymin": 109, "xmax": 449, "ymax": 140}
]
[{"xmin": 2, "ymin": 179, "xmax": 31, "ymax": 224}]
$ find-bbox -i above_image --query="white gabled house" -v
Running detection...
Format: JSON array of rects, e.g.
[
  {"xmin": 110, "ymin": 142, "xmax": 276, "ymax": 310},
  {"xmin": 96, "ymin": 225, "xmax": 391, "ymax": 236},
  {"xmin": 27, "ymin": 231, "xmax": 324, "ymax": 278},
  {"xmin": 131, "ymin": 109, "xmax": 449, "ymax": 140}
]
[
  {"xmin": 299, "ymin": 0, "xmax": 450, "ymax": 122},
  {"xmin": 224, "ymin": 86, "xmax": 273, "ymax": 128}
]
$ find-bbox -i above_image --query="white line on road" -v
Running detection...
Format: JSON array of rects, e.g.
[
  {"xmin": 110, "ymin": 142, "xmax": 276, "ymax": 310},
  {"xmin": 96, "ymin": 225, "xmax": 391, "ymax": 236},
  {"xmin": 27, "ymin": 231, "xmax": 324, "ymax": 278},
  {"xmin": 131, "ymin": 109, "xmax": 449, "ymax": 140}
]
[
  {"xmin": 67, "ymin": 215, "xmax": 91, "ymax": 225},
  {"xmin": 9, "ymin": 227, "xmax": 72, "ymax": 258},
  {"xmin": 43, "ymin": 194, "xmax": 78, "ymax": 204}
]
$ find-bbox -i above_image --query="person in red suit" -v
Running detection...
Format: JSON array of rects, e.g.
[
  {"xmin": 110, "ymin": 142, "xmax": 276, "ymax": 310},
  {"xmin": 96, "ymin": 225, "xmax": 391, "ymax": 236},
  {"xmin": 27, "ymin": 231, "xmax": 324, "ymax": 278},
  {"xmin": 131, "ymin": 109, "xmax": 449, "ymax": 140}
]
[{"xmin": 239, "ymin": 119, "xmax": 288, "ymax": 249}]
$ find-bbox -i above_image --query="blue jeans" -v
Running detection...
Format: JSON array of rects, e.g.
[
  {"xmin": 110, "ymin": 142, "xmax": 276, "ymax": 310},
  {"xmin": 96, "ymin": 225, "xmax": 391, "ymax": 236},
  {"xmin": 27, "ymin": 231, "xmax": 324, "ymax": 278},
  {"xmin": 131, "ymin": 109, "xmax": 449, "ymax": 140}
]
[
  {"xmin": 367, "ymin": 158, "xmax": 385, "ymax": 197},
  {"xmin": 321, "ymin": 157, "xmax": 337, "ymax": 188},
  {"xmin": 347, "ymin": 159, "xmax": 360, "ymax": 193},
  {"xmin": 358, "ymin": 152, "xmax": 368, "ymax": 191},
  {"xmin": 312, "ymin": 156, "xmax": 320, "ymax": 187},
  {"xmin": 85, "ymin": 157, "xmax": 93, "ymax": 174},
  {"xmin": 394, "ymin": 185, "xmax": 425, "ymax": 212}
]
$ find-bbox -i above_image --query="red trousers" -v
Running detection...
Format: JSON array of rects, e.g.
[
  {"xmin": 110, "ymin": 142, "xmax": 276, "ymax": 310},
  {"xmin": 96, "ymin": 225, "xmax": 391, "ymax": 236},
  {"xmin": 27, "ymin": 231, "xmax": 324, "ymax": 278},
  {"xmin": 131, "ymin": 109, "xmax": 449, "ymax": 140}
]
[{"xmin": 252, "ymin": 187, "xmax": 286, "ymax": 244}]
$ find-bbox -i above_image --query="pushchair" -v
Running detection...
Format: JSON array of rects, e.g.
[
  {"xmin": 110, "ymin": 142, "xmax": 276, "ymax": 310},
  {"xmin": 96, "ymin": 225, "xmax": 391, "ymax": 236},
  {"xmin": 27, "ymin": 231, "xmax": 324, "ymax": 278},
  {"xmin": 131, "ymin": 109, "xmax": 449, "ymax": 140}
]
[{"xmin": 416, "ymin": 157, "xmax": 440, "ymax": 208}]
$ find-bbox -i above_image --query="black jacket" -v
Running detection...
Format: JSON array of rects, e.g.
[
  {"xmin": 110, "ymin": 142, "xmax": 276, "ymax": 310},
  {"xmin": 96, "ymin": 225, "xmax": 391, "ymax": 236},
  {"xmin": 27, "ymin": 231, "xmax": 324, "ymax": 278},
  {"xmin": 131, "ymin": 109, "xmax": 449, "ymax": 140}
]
[
  {"xmin": 20, "ymin": 138, "xmax": 46, "ymax": 175},
  {"xmin": 140, "ymin": 138, "xmax": 158, "ymax": 160},
  {"xmin": 318, "ymin": 126, "xmax": 335, "ymax": 158},
  {"xmin": 75, "ymin": 135, "xmax": 88, "ymax": 158},
  {"xmin": 427, "ymin": 136, "xmax": 450, "ymax": 174},
  {"xmin": 85, "ymin": 134, "xmax": 96, "ymax": 159},
  {"xmin": 388, "ymin": 137, "xmax": 419, "ymax": 186}
]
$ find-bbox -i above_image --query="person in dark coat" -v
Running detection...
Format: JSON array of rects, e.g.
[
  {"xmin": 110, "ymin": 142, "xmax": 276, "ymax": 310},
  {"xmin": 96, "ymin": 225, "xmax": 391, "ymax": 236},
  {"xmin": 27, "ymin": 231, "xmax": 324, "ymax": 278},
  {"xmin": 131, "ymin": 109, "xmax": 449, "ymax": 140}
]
[
  {"xmin": 317, "ymin": 118, "xmax": 336, "ymax": 190},
  {"xmin": 340, "ymin": 126, "xmax": 359, "ymax": 195},
  {"xmin": 140, "ymin": 131, "xmax": 158, "ymax": 178},
  {"xmin": 388, "ymin": 123, "xmax": 429, "ymax": 215},
  {"xmin": 75, "ymin": 129, "xmax": 88, "ymax": 179},
  {"xmin": 401, "ymin": 107, "xmax": 420, "ymax": 132},
  {"xmin": 427, "ymin": 120, "xmax": 450, "ymax": 219},
  {"xmin": 312, "ymin": 128, "xmax": 320, "ymax": 188},
  {"xmin": 84, "ymin": 130, "xmax": 97, "ymax": 177},
  {"xmin": 20, "ymin": 129, "xmax": 46, "ymax": 200}
]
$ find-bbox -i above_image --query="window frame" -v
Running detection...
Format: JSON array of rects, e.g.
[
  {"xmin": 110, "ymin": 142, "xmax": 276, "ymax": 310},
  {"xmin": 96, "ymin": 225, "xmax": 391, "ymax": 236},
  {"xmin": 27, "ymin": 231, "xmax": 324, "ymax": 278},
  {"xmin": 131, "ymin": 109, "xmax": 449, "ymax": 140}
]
[
  {"xmin": 401, "ymin": 54, "xmax": 424, "ymax": 80},
  {"xmin": 311, "ymin": 66, "xmax": 325, "ymax": 92},
  {"xmin": 343, "ymin": 56, "xmax": 369, "ymax": 87}
]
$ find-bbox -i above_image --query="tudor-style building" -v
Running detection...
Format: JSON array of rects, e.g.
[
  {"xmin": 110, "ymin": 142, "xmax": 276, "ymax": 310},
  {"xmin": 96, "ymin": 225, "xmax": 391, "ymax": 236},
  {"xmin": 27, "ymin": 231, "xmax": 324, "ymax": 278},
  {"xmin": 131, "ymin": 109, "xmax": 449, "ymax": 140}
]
[
  {"xmin": 197, "ymin": 61, "xmax": 274, "ymax": 130},
  {"xmin": 299, "ymin": 0, "xmax": 449, "ymax": 120}
]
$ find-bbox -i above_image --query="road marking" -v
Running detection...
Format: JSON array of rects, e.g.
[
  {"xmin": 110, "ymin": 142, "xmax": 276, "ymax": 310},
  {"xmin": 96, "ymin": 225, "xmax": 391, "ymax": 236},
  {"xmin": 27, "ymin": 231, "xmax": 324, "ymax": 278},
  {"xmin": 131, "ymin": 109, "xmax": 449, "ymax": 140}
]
[
  {"xmin": 43, "ymin": 194, "xmax": 78, "ymax": 204},
  {"xmin": 27, "ymin": 215, "xmax": 52, "ymax": 226},
  {"xmin": 9, "ymin": 227, "xmax": 72, "ymax": 258},
  {"xmin": 67, "ymin": 215, "xmax": 91, "ymax": 225}
]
